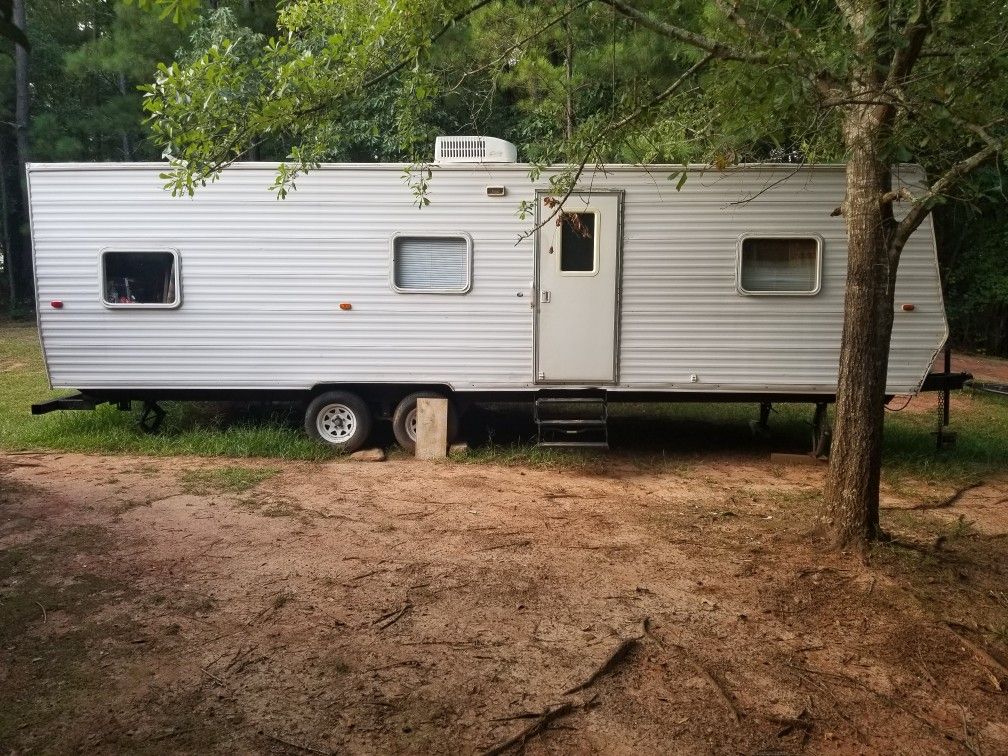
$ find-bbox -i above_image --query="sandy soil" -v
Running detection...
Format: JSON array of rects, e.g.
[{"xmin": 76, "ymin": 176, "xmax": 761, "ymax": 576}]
[
  {"xmin": 1, "ymin": 452, "xmax": 1006, "ymax": 755},
  {"xmin": 942, "ymin": 353, "xmax": 1008, "ymax": 384},
  {"xmin": 888, "ymin": 350, "xmax": 1008, "ymax": 417}
]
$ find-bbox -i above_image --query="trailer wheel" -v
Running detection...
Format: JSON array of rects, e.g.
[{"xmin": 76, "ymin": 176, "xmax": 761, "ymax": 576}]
[
  {"xmin": 305, "ymin": 391, "xmax": 372, "ymax": 453},
  {"xmin": 392, "ymin": 392, "xmax": 459, "ymax": 453}
]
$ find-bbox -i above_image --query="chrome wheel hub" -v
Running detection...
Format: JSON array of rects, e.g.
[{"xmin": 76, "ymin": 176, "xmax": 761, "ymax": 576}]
[{"xmin": 317, "ymin": 403, "xmax": 356, "ymax": 444}]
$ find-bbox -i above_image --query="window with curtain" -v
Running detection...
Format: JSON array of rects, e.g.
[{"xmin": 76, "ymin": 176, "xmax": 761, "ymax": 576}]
[{"xmin": 738, "ymin": 237, "xmax": 820, "ymax": 294}]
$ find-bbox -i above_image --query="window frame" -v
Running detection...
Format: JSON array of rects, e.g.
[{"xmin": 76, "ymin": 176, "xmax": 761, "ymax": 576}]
[
  {"xmin": 557, "ymin": 210, "xmax": 600, "ymax": 277},
  {"xmin": 389, "ymin": 232, "xmax": 473, "ymax": 294},
  {"xmin": 735, "ymin": 233, "xmax": 823, "ymax": 297},
  {"xmin": 99, "ymin": 247, "xmax": 182, "ymax": 310}
]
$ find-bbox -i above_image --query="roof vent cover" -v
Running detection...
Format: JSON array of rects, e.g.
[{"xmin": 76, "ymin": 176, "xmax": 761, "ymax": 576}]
[{"xmin": 434, "ymin": 136, "xmax": 518, "ymax": 164}]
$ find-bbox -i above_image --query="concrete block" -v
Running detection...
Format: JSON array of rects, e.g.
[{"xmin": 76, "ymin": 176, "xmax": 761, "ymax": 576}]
[
  {"xmin": 448, "ymin": 443, "xmax": 469, "ymax": 457},
  {"xmin": 350, "ymin": 448, "xmax": 386, "ymax": 462},
  {"xmin": 415, "ymin": 398, "xmax": 448, "ymax": 460}
]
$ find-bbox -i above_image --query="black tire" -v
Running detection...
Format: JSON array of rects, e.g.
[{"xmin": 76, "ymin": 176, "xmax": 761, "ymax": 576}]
[
  {"xmin": 392, "ymin": 391, "xmax": 459, "ymax": 453},
  {"xmin": 304, "ymin": 391, "xmax": 372, "ymax": 453}
]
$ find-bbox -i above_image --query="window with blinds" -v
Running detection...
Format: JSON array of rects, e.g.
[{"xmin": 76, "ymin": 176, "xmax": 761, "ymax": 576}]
[
  {"xmin": 391, "ymin": 234, "xmax": 472, "ymax": 293},
  {"xmin": 738, "ymin": 237, "xmax": 821, "ymax": 295}
]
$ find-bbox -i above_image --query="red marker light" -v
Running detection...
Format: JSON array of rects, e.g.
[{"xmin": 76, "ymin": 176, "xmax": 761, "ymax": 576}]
[
  {"xmin": 901, "ymin": 303, "xmax": 915, "ymax": 312},
  {"xmin": 50, "ymin": 300, "xmax": 63, "ymax": 309}
]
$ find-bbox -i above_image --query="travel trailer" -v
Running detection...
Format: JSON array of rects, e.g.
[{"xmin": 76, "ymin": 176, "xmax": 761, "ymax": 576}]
[{"xmin": 28, "ymin": 137, "xmax": 959, "ymax": 452}]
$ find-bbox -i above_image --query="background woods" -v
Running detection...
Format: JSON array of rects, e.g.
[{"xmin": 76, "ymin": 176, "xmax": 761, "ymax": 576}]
[{"xmin": 0, "ymin": 0, "xmax": 275, "ymax": 308}]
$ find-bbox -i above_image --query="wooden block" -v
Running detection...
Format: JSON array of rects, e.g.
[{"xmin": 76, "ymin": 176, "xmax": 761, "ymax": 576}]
[
  {"xmin": 770, "ymin": 453, "xmax": 827, "ymax": 466},
  {"xmin": 415, "ymin": 398, "xmax": 448, "ymax": 460}
]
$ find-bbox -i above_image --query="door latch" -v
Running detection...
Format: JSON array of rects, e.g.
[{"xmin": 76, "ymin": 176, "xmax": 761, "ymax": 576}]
[{"xmin": 540, "ymin": 290, "xmax": 551, "ymax": 303}]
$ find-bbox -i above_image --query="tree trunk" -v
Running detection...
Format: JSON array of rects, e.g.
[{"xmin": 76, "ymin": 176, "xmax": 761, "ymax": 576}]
[
  {"xmin": 0, "ymin": 139, "xmax": 13, "ymax": 313},
  {"xmin": 117, "ymin": 72, "xmax": 133, "ymax": 160},
  {"xmin": 564, "ymin": 0, "xmax": 574, "ymax": 141},
  {"xmin": 10, "ymin": 0, "xmax": 31, "ymax": 306},
  {"xmin": 822, "ymin": 126, "xmax": 898, "ymax": 549},
  {"xmin": 13, "ymin": 0, "xmax": 28, "ymax": 189}
]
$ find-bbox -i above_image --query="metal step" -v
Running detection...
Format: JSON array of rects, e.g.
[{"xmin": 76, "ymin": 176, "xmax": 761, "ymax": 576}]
[
  {"xmin": 534, "ymin": 394, "xmax": 609, "ymax": 449},
  {"xmin": 539, "ymin": 441, "xmax": 610, "ymax": 448},
  {"xmin": 537, "ymin": 419, "xmax": 607, "ymax": 427}
]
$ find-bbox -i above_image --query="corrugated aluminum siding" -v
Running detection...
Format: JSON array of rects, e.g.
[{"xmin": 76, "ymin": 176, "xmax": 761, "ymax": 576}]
[{"xmin": 28, "ymin": 162, "xmax": 946, "ymax": 394}]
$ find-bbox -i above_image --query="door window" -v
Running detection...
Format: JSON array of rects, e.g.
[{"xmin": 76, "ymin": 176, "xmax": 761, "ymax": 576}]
[{"xmin": 559, "ymin": 212, "xmax": 598, "ymax": 274}]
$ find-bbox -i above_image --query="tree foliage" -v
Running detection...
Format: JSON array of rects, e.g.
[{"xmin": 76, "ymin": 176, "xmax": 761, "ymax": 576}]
[
  {"xmin": 140, "ymin": 1, "xmax": 1007, "ymax": 202},
  {"xmin": 943, "ymin": 170, "xmax": 1008, "ymax": 355}
]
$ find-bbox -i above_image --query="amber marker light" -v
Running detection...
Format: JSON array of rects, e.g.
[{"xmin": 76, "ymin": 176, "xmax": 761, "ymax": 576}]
[
  {"xmin": 901, "ymin": 304, "xmax": 915, "ymax": 311},
  {"xmin": 339, "ymin": 302, "xmax": 352, "ymax": 311}
]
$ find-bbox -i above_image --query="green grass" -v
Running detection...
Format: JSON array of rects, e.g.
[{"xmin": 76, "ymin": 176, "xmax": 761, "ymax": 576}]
[
  {"xmin": 0, "ymin": 320, "xmax": 329, "ymax": 460},
  {"xmin": 2, "ymin": 318, "xmax": 1007, "ymax": 480},
  {"xmin": 881, "ymin": 389, "xmax": 1008, "ymax": 483},
  {"xmin": 178, "ymin": 465, "xmax": 280, "ymax": 494}
]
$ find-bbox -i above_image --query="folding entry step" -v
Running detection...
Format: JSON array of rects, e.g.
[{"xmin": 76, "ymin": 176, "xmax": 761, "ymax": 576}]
[{"xmin": 534, "ymin": 393, "xmax": 609, "ymax": 449}]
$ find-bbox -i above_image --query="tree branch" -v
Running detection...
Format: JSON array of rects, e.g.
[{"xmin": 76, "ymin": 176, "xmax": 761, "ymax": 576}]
[
  {"xmin": 450, "ymin": 0, "xmax": 592, "ymax": 90},
  {"xmin": 363, "ymin": 0, "xmax": 500, "ymax": 90},
  {"xmin": 595, "ymin": 0, "xmax": 767, "ymax": 62},
  {"xmin": 259, "ymin": 0, "xmax": 503, "ymax": 132},
  {"xmin": 716, "ymin": 1, "xmax": 842, "ymax": 99},
  {"xmin": 870, "ymin": 0, "xmax": 941, "ymax": 125},
  {"xmin": 516, "ymin": 53, "xmax": 715, "ymax": 244},
  {"xmin": 880, "ymin": 186, "xmax": 913, "ymax": 206},
  {"xmin": 714, "ymin": 0, "xmax": 766, "ymax": 44},
  {"xmin": 890, "ymin": 138, "xmax": 1007, "ymax": 254},
  {"xmin": 885, "ymin": 0, "xmax": 938, "ymax": 90}
]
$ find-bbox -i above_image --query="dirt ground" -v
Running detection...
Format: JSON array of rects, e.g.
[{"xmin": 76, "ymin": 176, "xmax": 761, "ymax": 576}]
[
  {"xmin": 942, "ymin": 352, "xmax": 1008, "ymax": 384},
  {"xmin": 1, "ymin": 451, "xmax": 1007, "ymax": 755}
]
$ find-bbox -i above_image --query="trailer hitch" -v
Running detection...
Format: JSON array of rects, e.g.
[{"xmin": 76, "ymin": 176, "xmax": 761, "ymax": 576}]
[
  {"xmin": 139, "ymin": 401, "xmax": 165, "ymax": 434},
  {"xmin": 31, "ymin": 393, "xmax": 100, "ymax": 414}
]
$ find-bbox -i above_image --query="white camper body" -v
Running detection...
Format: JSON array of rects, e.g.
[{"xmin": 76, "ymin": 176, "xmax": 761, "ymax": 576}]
[{"xmin": 27, "ymin": 157, "xmax": 949, "ymax": 450}]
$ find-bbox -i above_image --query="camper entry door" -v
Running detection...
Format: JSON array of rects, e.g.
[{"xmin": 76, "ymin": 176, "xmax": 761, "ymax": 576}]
[{"xmin": 535, "ymin": 191, "xmax": 622, "ymax": 383}]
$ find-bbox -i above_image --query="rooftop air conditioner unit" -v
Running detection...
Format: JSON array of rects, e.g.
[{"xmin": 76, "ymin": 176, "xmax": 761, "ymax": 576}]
[{"xmin": 434, "ymin": 136, "xmax": 518, "ymax": 164}]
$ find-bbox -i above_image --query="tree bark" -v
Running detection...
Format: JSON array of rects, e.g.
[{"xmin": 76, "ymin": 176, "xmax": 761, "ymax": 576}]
[
  {"xmin": 13, "ymin": 0, "xmax": 28, "ymax": 188},
  {"xmin": 0, "ymin": 139, "xmax": 13, "ymax": 313},
  {"xmin": 10, "ymin": 0, "xmax": 31, "ymax": 306},
  {"xmin": 117, "ymin": 72, "xmax": 133, "ymax": 160},
  {"xmin": 564, "ymin": 0, "xmax": 574, "ymax": 141},
  {"xmin": 822, "ymin": 113, "xmax": 899, "ymax": 548},
  {"xmin": 820, "ymin": 0, "xmax": 903, "ymax": 549}
]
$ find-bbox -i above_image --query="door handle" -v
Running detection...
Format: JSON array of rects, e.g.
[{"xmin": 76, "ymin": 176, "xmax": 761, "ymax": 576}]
[{"xmin": 540, "ymin": 290, "xmax": 551, "ymax": 303}]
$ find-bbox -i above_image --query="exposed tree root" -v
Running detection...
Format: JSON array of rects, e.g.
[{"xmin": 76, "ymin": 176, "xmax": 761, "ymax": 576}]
[
  {"xmin": 643, "ymin": 618, "xmax": 742, "ymax": 722},
  {"xmin": 944, "ymin": 622, "xmax": 1007, "ymax": 691},
  {"xmin": 907, "ymin": 481, "xmax": 984, "ymax": 511},
  {"xmin": 564, "ymin": 621, "xmax": 644, "ymax": 694},
  {"xmin": 789, "ymin": 663, "xmax": 973, "ymax": 749},
  {"xmin": 480, "ymin": 701, "xmax": 577, "ymax": 756},
  {"xmin": 373, "ymin": 600, "xmax": 412, "ymax": 630},
  {"xmin": 482, "ymin": 620, "xmax": 647, "ymax": 754}
]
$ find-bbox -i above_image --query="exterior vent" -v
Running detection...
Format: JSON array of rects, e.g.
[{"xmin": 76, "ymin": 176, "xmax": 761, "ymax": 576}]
[{"xmin": 434, "ymin": 136, "xmax": 518, "ymax": 164}]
